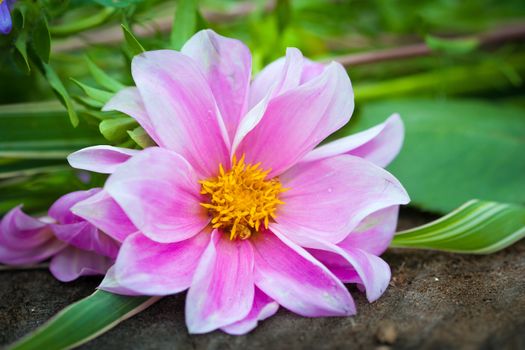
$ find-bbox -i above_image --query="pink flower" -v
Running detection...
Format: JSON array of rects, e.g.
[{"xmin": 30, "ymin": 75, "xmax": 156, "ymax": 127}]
[
  {"xmin": 68, "ymin": 30, "xmax": 409, "ymax": 334},
  {"xmin": 0, "ymin": 189, "xmax": 135, "ymax": 282}
]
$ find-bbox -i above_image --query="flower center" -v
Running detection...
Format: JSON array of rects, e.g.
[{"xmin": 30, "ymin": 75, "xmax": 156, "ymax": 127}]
[{"xmin": 199, "ymin": 155, "xmax": 287, "ymax": 240}]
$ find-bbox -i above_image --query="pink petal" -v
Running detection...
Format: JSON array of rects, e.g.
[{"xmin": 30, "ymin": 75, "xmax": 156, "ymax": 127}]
[
  {"xmin": 0, "ymin": 206, "xmax": 65, "ymax": 265},
  {"xmin": 98, "ymin": 266, "xmax": 144, "ymax": 296},
  {"xmin": 67, "ymin": 146, "xmax": 139, "ymax": 174},
  {"xmin": 274, "ymin": 155, "xmax": 409, "ymax": 245},
  {"xmin": 132, "ymin": 50, "xmax": 230, "ymax": 178},
  {"xmin": 0, "ymin": 240, "xmax": 64, "ymax": 266},
  {"xmin": 307, "ymin": 249, "xmax": 360, "ymax": 283},
  {"xmin": 48, "ymin": 189, "xmax": 102, "ymax": 224},
  {"xmin": 186, "ymin": 231, "xmax": 254, "ymax": 334},
  {"xmin": 300, "ymin": 59, "xmax": 326, "ymax": 83},
  {"xmin": 236, "ymin": 61, "xmax": 354, "ymax": 177},
  {"xmin": 338, "ymin": 206, "xmax": 400, "ymax": 256},
  {"xmin": 50, "ymin": 221, "xmax": 120, "ymax": 259},
  {"xmin": 303, "ymin": 114, "xmax": 404, "ymax": 167},
  {"xmin": 247, "ymin": 56, "xmax": 284, "ymax": 109},
  {"xmin": 232, "ymin": 49, "xmax": 313, "ymax": 156},
  {"xmin": 110, "ymin": 231, "xmax": 210, "ymax": 295},
  {"xmin": 248, "ymin": 48, "xmax": 304, "ymax": 109},
  {"xmin": 252, "ymin": 229, "xmax": 355, "ymax": 317},
  {"xmin": 105, "ymin": 147, "xmax": 209, "ymax": 243},
  {"xmin": 230, "ymin": 90, "xmax": 271, "ymax": 159},
  {"xmin": 221, "ymin": 288, "xmax": 279, "ymax": 335},
  {"xmin": 48, "ymin": 189, "xmax": 121, "ymax": 259},
  {"xmin": 1, "ymin": 206, "xmax": 53, "ymax": 249},
  {"xmin": 71, "ymin": 190, "xmax": 137, "ymax": 243},
  {"xmin": 308, "ymin": 240, "xmax": 391, "ymax": 302},
  {"xmin": 182, "ymin": 29, "xmax": 251, "ymax": 139},
  {"xmin": 50, "ymin": 246, "xmax": 113, "ymax": 282},
  {"xmin": 103, "ymin": 87, "xmax": 162, "ymax": 146}
]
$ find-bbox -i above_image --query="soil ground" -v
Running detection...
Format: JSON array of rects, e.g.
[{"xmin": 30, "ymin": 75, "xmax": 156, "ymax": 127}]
[{"xmin": 1, "ymin": 208, "xmax": 524, "ymax": 350}]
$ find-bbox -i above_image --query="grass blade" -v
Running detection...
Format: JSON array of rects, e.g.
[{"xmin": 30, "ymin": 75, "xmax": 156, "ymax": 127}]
[
  {"xmin": 0, "ymin": 102, "xmax": 104, "ymax": 160},
  {"xmin": 9, "ymin": 291, "xmax": 159, "ymax": 350},
  {"xmin": 391, "ymin": 200, "xmax": 525, "ymax": 254}
]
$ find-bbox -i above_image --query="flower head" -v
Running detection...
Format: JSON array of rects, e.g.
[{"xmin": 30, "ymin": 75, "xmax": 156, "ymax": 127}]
[
  {"xmin": 0, "ymin": 0, "xmax": 15, "ymax": 35},
  {"xmin": 68, "ymin": 30, "xmax": 409, "ymax": 334},
  {"xmin": 200, "ymin": 154, "xmax": 287, "ymax": 240},
  {"xmin": 0, "ymin": 189, "xmax": 135, "ymax": 281}
]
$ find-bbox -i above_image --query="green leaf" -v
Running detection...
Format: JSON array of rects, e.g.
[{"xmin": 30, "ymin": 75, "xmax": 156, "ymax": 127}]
[
  {"xmin": 275, "ymin": 0, "xmax": 292, "ymax": 33},
  {"xmin": 86, "ymin": 57, "xmax": 126, "ymax": 93},
  {"xmin": 14, "ymin": 31, "xmax": 31, "ymax": 74},
  {"xmin": 71, "ymin": 78, "xmax": 114, "ymax": 104},
  {"xmin": 42, "ymin": 63, "xmax": 79, "ymax": 127},
  {"xmin": 425, "ymin": 35, "xmax": 480, "ymax": 55},
  {"xmin": 171, "ymin": 0, "xmax": 197, "ymax": 50},
  {"xmin": 121, "ymin": 24, "xmax": 145, "ymax": 57},
  {"xmin": 49, "ymin": 8, "xmax": 116, "ymax": 37},
  {"xmin": 99, "ymin": 117, "xmax": 138, "ymax": 142},
  {"xmin": 391, "ymin": 200, "xmax": 525, "ymax": 254},
  {"xmin": 352, "ymin": 99, "xmax": 525, "ymax": 213},
  {"xmin": 0, "ymin": 101, "xmax": 104, "ymax": 159},
  {"xmin": 93, "ymin": 0, "xmax": 144, "ymax": 8},
  {"xmin": 0, "ymin": 169, "xmax": 85, "ymax": 215},
  {"xmin": 9, "ymin": 291, "xmax": 159, "ymax": 350},
  {"xmin": 353, "ymin": 53, "xmax": 525, "ymax": 103},
  {"xmin": 74, "ymin": 95, "xmax": 105, "ymax": 109},
  {"xmin": 128, "ymin": 127, "xmax": 156, "ymax": 148},
  {"xmin": 0, "ymin": 159, "xmax": 68, "ymax": 180},
  {"xmin": 12, "ymin": 5, "xmax": 28, "ymax": 30},
  {"xmin": 32, "ymin": 15, "xmax": 51, "ymax": 64}
]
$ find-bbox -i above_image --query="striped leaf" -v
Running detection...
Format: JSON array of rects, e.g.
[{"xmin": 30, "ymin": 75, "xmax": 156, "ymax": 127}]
[
  {"xmin": 0, "ymin": 101, "xmax": 104, "ymax": 160},
  {"xmin": 9, "ymin": 291, "xmax": 159, "ymax": 350},
  {"xmin": 391, "ymin": 200, "xmax": 525, "ymax": 254}
]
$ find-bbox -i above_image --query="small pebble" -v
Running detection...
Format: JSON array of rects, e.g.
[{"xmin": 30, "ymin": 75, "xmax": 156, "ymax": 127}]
[
  {"xmin": 376, "ymin": 321, "xmax": 397, "ymax": 345},
  {"xmin": 375, "ymin": 346, "xmax": 391, "ymax": 350}
]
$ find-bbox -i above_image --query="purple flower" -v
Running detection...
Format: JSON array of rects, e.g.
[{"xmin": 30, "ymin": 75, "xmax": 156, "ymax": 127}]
[{"xmin": 0, "ymin": 0, "xmax": 15, "ymax": 35}]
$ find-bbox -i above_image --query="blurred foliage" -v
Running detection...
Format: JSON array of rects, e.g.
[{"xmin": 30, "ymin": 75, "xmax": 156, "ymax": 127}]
[{"xmin": 0, "ymin": 0, "xmax": 525, "ymax": 215}]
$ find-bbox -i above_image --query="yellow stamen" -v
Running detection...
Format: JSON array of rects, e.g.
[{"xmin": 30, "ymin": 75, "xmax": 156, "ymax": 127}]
[{"xmin": 199, "ymin": 155, "xmax": 287, "ymax": 240}]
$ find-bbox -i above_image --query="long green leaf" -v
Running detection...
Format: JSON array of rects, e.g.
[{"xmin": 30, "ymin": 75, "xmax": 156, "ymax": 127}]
[
  {"xmin": 121, "ymin": 24, "xmax": 145, "ymax": 57},
  {"xmin": 0, "ymin": 102, "xmax": 104, "ymax": 160},
  {"xmin": 86, "ymin": 57, "xmax": 126, "ymax": 93},
  {"xmin": 32, "ymin": 15, "xmax": 51, "ymax": 64},
  {"xmin": 353, "ymin": 54, "xmax": 525, "ymax": 103},
  {"xmin": 171, "ymin": 0, "xmax": 197, "ymax": 50},
  {"xmin": 9, "ymin": 291, "xmax": 159, "ymax": 350},
  {"xmin": 14, "ymin": 31, "xmax": 30, "ymax": 74},
  {"xmin": 70, "ymin": 78, "xmax": 114, "ymax": 104},
  {"xmin": 42, "ymin": 63, "xmax": 79, "ymax": 127},
  {"xmin": 391, "ymin": 200, "xmax": 525, "ymax": 254},
  {"xmin": 49, "ymin": 8, "xmax": 116, "ymax": 37},
  {"xmin": 425, "ymin": 35, "xmax": 479, "ymax": 55}
]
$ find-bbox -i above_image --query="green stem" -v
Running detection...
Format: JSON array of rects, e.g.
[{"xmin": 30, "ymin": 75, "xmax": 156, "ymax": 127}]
[{"xmin": 49, "ymin": 8, "xmax": 117, "ymax": 37}]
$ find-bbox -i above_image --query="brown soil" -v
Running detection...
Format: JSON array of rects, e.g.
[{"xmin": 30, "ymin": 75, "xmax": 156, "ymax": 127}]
[{"xmin": 1, "ymin": 208, "xmax": 524, "ymax": 350}]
